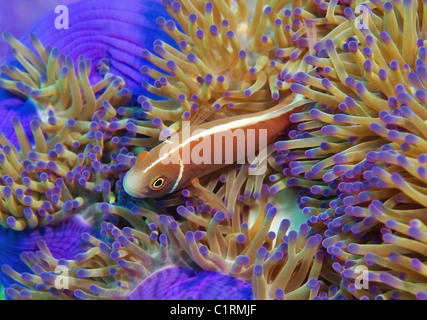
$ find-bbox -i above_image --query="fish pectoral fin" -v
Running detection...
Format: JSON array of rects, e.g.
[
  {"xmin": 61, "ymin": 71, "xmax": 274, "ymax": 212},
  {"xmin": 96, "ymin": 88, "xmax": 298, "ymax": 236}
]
[
  {"xmin": 189, "ymin": 178, "xmax": 229, "ymax": 214},
  {"xmin": 135, "ymin": 150, "xmax": 149, "ymax": 164}
]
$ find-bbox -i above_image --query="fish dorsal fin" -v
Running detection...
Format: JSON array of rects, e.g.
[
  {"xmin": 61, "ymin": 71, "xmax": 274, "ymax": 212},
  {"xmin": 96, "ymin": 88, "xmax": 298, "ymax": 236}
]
[
  {"xmin": 190, "ymin": 107, "xmax": 214, "ymax": 126},
  {"xmin": 136, "ymin": 150, "xmax": 149, "ymax": 164}
]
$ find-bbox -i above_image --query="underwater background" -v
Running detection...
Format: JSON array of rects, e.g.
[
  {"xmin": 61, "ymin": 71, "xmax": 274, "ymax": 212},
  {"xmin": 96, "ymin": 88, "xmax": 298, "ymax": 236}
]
[{"xmin": 0, "ymin": 0, "xmax": 426, "ymax": 300}]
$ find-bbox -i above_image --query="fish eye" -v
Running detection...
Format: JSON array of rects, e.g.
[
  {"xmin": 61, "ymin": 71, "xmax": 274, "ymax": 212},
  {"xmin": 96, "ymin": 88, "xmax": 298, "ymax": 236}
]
[{"xmin": 151, "ymin": 176, "xmax": 166, "ymax": 190}]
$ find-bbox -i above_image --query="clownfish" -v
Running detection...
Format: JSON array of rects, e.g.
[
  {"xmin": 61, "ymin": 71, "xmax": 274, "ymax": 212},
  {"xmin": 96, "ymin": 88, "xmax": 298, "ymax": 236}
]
[{"xmin": 123, "ymin": 95, "xmax": 309, "ymax": 199}]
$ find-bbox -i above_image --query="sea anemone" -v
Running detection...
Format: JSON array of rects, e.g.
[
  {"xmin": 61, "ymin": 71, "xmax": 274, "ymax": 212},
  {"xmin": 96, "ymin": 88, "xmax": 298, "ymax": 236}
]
[
  {"xmin": 0, "ymin": 0, "xmax": 176, "ymax": 147},
  {"xmin": 135, "ymin": 0, "xmax": 325, "ymax": 134},
  {"xmin": 3, "ymin": 190, "xmax": 324, "ymax": 300},
  {"xmin": 273, "ymin": 0, "xmax": 427, "ymax": 299},
  {"xmin": 0, "ymin": 215, "xmax": 93, "ymax": 287},
  {"xmin": 2, "ymin": 205, "xmax": 254, "ymax": 300},
  {"xmin": 0, "ymin": 0, "xmax": 180, "ymax": 294},
  {"xmin": 1, "ymin": 0, "xmax": 177, "ymax": 95},
  {"xmin": 1, "ymin": 0, "xmax": 427, "ymax": 300},
  {"xmin": 0, "ymin": 33, "xmax": 139, "ymax": 230}
]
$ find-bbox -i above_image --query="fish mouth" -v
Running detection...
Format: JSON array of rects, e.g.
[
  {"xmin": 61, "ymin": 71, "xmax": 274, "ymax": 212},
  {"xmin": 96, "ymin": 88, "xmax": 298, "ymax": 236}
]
[{"xmin": 123, "ymin": 171, "xmax": 145, "ymax": 198}]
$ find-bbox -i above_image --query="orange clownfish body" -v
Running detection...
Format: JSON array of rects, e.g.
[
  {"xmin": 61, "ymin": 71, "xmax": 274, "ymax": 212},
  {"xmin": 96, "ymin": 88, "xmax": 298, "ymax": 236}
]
[{"xmin": 123, "ymin": 95, "xmax": 309, "ymax": 198}]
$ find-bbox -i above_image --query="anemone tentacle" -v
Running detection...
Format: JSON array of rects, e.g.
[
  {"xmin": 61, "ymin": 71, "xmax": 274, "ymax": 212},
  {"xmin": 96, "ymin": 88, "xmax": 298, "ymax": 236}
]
[
  {"xmin": 0, "ymin": 35, "xmax": 142, "ymax": 230},
  {"xmin": 1, "ymin": 0, "xmax": 427, "ymax": 300},
  {"xmin": 272, "ymin": 0, "xmax": 427, "ymax": 299}
]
